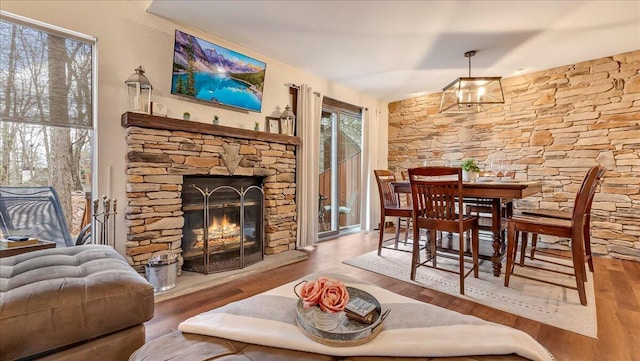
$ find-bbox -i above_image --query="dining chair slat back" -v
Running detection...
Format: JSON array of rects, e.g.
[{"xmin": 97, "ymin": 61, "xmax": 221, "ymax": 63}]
[
  {"xmin": 521, "ymin": 167, "xmax": 605, "ymax": 272},
  {"xmin": 374, "ymin": 170, "xmax": 413, "ymax": 255},
  {"xmin": 375, "ymin": 170, "xmax": 400, "ymax": 209},
  {"xmin": 572, "ymin": 166, "xmax": 606, "ymax": 273},
  {"xmin": 504, "ymin": 166, "xmax": 605, "ymax": 306},
  {"xmin": 408, "ymin": 166, "xmax": 479, "ymax": 295}
]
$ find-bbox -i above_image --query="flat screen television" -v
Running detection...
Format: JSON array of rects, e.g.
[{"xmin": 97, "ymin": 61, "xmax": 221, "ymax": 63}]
[{"xmin": 171, "ymin": 30, "xmax": 266, "ymax": 112}]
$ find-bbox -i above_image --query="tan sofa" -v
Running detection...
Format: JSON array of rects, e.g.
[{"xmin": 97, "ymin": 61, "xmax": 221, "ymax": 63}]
[{"xmin": 0, "ymin": 245, "xmax": 154, "ymax": 360}]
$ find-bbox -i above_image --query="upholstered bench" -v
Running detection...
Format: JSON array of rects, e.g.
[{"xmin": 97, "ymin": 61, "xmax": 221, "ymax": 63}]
[{"xmin": 0, "ymin": 245, "xmax": 154, "ymax": 360}]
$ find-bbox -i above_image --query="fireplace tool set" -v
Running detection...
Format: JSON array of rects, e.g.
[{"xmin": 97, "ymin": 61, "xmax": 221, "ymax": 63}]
[{"xmin": 92, "ymin": 196, "xmax": 117, "ymax": 247}]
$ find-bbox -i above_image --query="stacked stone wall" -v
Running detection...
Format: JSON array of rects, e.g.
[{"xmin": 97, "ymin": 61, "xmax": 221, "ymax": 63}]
[
  {"xmin": 388, "ymin": 50, "xmax": 640, "ymax": 262},
  {"xmin": 124, "ymin": 126, "xmax": 297, "ymax": 271}
]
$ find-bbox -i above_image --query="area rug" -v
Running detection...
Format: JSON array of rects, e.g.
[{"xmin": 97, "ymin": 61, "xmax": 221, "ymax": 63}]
[
  {"xmin": 344, "ymin": 249, "xmax": 597, "ymax": 338},
  {"xmin": 179, "ymin": 272, "xmax": 555, "ymax": 360}
]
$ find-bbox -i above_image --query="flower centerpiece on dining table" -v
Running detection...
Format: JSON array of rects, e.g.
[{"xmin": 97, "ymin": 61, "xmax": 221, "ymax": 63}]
[{"xmin": 298, "ymin": 276, "xmax": 349, "ymax": 331}]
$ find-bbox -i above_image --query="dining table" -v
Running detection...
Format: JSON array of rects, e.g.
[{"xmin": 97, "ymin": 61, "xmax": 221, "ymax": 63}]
[{"xmin": 391, "ymin": 179, "xmax": 542, "ymax": 277}]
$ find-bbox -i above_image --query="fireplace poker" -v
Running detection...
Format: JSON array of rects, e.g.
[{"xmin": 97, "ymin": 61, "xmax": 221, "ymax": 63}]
[
  {"xmin": 103, "ymin": 196, "xmax": 111, "ymax": 246},
  {"xmin": 112, "ymin": 199, "xmax": 117, "ymax": 248},
  {"xmin": 93, "ymin": 199, "xmax": 101, "ymax": 245}
]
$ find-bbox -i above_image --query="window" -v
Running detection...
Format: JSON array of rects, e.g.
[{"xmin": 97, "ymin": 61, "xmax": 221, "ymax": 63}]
[{"xmin": 0, "ymin": 12, "xmax": 96, "ymax": 238}]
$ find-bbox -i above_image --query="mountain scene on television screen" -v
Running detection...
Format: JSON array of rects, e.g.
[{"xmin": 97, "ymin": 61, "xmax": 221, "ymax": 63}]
[{"xmin": 173, "ymin": 31, "xmax": 265, "ymax": 97}]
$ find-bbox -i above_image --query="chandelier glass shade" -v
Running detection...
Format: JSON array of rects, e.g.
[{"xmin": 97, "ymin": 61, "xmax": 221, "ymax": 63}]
[{"xmin": 439, "ymin": 51, "xmax": 504, "ymax": 113}]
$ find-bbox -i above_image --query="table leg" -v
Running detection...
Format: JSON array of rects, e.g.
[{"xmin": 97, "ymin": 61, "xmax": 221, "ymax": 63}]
[
  {"xmin": 504, "ymin": 201, "xmax": 513, "ymax": 255},
  {"xmin": 491, "ymin": 198, "xmax": 502, "ymax": 277}
]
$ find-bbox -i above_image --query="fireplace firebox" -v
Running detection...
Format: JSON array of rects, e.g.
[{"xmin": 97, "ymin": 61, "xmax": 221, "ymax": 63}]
[{"xmin": 181, "ymin": 176, "xmax": 264, "ymax": 274}]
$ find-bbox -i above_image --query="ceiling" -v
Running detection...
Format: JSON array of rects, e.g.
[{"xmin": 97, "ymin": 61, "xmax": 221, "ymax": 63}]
[{"xmin": 147, "ymin": 0, "xmax": 640, "ymax": 103}]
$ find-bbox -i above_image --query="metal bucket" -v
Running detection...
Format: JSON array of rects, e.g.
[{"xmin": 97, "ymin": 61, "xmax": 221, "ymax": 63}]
[{"xmin": 145, "ymin": 253, "xmax": 178, "ymax": 292}]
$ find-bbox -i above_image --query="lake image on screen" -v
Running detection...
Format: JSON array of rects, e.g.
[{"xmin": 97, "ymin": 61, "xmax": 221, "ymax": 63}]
[
  {"xmin": 172, "ymin": 73, "xmax": 262, "ymax": 111},
  {"xmin": 172, "ymin": 30, "xmax": 266, "ymax": 112}
]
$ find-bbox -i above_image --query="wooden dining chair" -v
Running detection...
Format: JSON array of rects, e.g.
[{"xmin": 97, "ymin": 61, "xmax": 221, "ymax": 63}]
[
  {"xmin": 516, "ymin": 166, "xmax": 605, "ymax": 273},
  {"xmin": 465, "ymin": 171, "xmax": 515, "ymax": 235},
  {"xmin": 504, "ymin": 166, "xmax": 604, "ymax": 306},
  {"xmin": 374, "ymin": 170, "xmax": 413, "ymax": 255},
  {"xmin": 399, "ymin": 170, "xmax": 413, "ymax": 235},
  {"xmin": 408, "ymin": 166, "xmax": 479, "ymax": 295}
]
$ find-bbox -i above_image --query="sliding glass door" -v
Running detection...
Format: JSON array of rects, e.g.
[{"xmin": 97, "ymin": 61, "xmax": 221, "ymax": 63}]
[{"xmin": 318, "ymin": 104, "xmax": 362, "ymax": 239}]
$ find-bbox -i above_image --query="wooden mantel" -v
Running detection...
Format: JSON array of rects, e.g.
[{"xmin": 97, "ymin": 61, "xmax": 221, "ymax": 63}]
[{"xmin": 121, "ymin": 112, "xmax": 301, "ymax": 146}]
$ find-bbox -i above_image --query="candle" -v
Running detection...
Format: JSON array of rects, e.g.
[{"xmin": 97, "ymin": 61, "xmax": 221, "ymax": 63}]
[{"xmin": 477, "ymin": 87, "xmax": 485, "ymax": 102}]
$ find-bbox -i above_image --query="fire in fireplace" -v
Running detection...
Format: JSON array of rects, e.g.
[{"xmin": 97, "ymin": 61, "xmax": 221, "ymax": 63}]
[
  {"xmin": 193, "ymin": 214, "xmax": 241, "ymax": 250},
  {"xmin": 182, "ymin": 176, "xmax": 264, "ymax": 274}
]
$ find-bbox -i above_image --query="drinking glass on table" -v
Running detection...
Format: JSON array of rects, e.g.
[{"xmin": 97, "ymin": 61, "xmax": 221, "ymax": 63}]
[
  {"xmin": 499, "ymin": 160, "xmax": 511, "ymax": 180},
  {"xmin": 490, "ymin": 160, "xmax": 502, "ymax": 178}
]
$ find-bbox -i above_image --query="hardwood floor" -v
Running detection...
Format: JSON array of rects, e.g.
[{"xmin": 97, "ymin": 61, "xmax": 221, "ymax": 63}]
[{"xmin": 146, "ymin": 230, "xmax": 639, "ymax": 361}]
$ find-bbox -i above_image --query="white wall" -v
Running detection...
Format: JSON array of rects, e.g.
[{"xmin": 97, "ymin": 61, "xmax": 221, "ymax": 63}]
[{"xmin": 1, "ymin": 0, "xmax": 388, "ymax": 255}]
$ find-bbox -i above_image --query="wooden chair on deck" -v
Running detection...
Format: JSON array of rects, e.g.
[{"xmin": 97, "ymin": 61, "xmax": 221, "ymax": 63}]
[
  {"xmin": 374, "ymin": 170, "xmax": 413, "ymax": 255},
  {"xmin": 408, "ymin": 166, "xmax": 479, "ymax": 295},
  {"xmin": 504, "ymin": 166, "xmax": 605, "ymax": 306}
]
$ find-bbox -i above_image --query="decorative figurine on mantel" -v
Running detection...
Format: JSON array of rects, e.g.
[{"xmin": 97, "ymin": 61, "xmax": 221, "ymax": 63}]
[{"xmin": 213, "ymin": 115, "xmax": 219, "ymax": 125}]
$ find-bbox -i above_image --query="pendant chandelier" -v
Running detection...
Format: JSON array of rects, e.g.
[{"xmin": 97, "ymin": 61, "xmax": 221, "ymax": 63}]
[{"xmin": 439, "ymin": 50, "xmax": 504, "ymax": 113}]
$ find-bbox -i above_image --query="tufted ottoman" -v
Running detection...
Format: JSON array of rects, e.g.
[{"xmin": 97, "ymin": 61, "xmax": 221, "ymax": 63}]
[
  {"xmin": 130, "ymin": 331, "xmax": 528, "ymax": 361},
  {"xmin": 0, "ymin": 245, "xmax": 154, "ymax": 360}
]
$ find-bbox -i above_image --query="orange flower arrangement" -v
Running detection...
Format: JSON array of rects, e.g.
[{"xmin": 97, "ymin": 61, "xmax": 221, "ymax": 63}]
[{"xmin": 299, "ymin": 277, "xmax": 349, "ymax": 314}]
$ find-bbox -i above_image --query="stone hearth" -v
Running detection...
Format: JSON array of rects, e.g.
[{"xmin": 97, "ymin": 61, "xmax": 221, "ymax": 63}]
[{"xmin": 121, "ymin": 112, "xmax": 300, "ymax": 272}]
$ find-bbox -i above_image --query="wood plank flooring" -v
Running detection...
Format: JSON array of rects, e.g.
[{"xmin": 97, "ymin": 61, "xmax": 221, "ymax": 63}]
[{"xmin": 146, "ymin": 230, "xmax": 639, "ymax": 361}]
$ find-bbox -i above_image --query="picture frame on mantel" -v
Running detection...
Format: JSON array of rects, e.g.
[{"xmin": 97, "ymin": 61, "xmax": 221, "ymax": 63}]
[{"xmin": 266, "ymin": 116, "xmax": 280, "ymax": 134}]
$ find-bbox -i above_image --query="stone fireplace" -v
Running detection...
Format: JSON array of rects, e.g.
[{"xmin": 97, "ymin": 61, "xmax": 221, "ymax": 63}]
[{"xmin": 121, "ymin": 112, "xmax": 300, "ymax": 273}]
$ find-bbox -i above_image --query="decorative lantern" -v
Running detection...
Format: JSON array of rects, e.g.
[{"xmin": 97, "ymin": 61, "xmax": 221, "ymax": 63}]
[
  {"xmin": 439, "ymin": 50, "xmax": 504, "ymax": 113},
  {"xmin": 125, "ymin": 66, "xmax": 153, "ymax": 114},
  {"xmin": 280, "ymin": 105, "xmax": 295, "ymax": 136}
]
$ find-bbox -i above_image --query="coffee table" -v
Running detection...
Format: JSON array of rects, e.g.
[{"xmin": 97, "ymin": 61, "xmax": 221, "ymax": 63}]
[{"xmin": 0, "ymin": 240, "xmax": 56, "ymax": 258}]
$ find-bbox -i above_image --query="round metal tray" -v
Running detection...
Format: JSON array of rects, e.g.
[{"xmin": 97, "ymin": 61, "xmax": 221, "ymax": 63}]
[{"xmin": 295, "ymin": 286, "xmax": 389, "ymax": 347}]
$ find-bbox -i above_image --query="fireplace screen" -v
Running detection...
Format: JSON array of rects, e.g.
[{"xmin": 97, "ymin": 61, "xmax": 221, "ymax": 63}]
[{"xmin": 182, "ymin": 176, "xmax": 264, "ymax": 274}]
